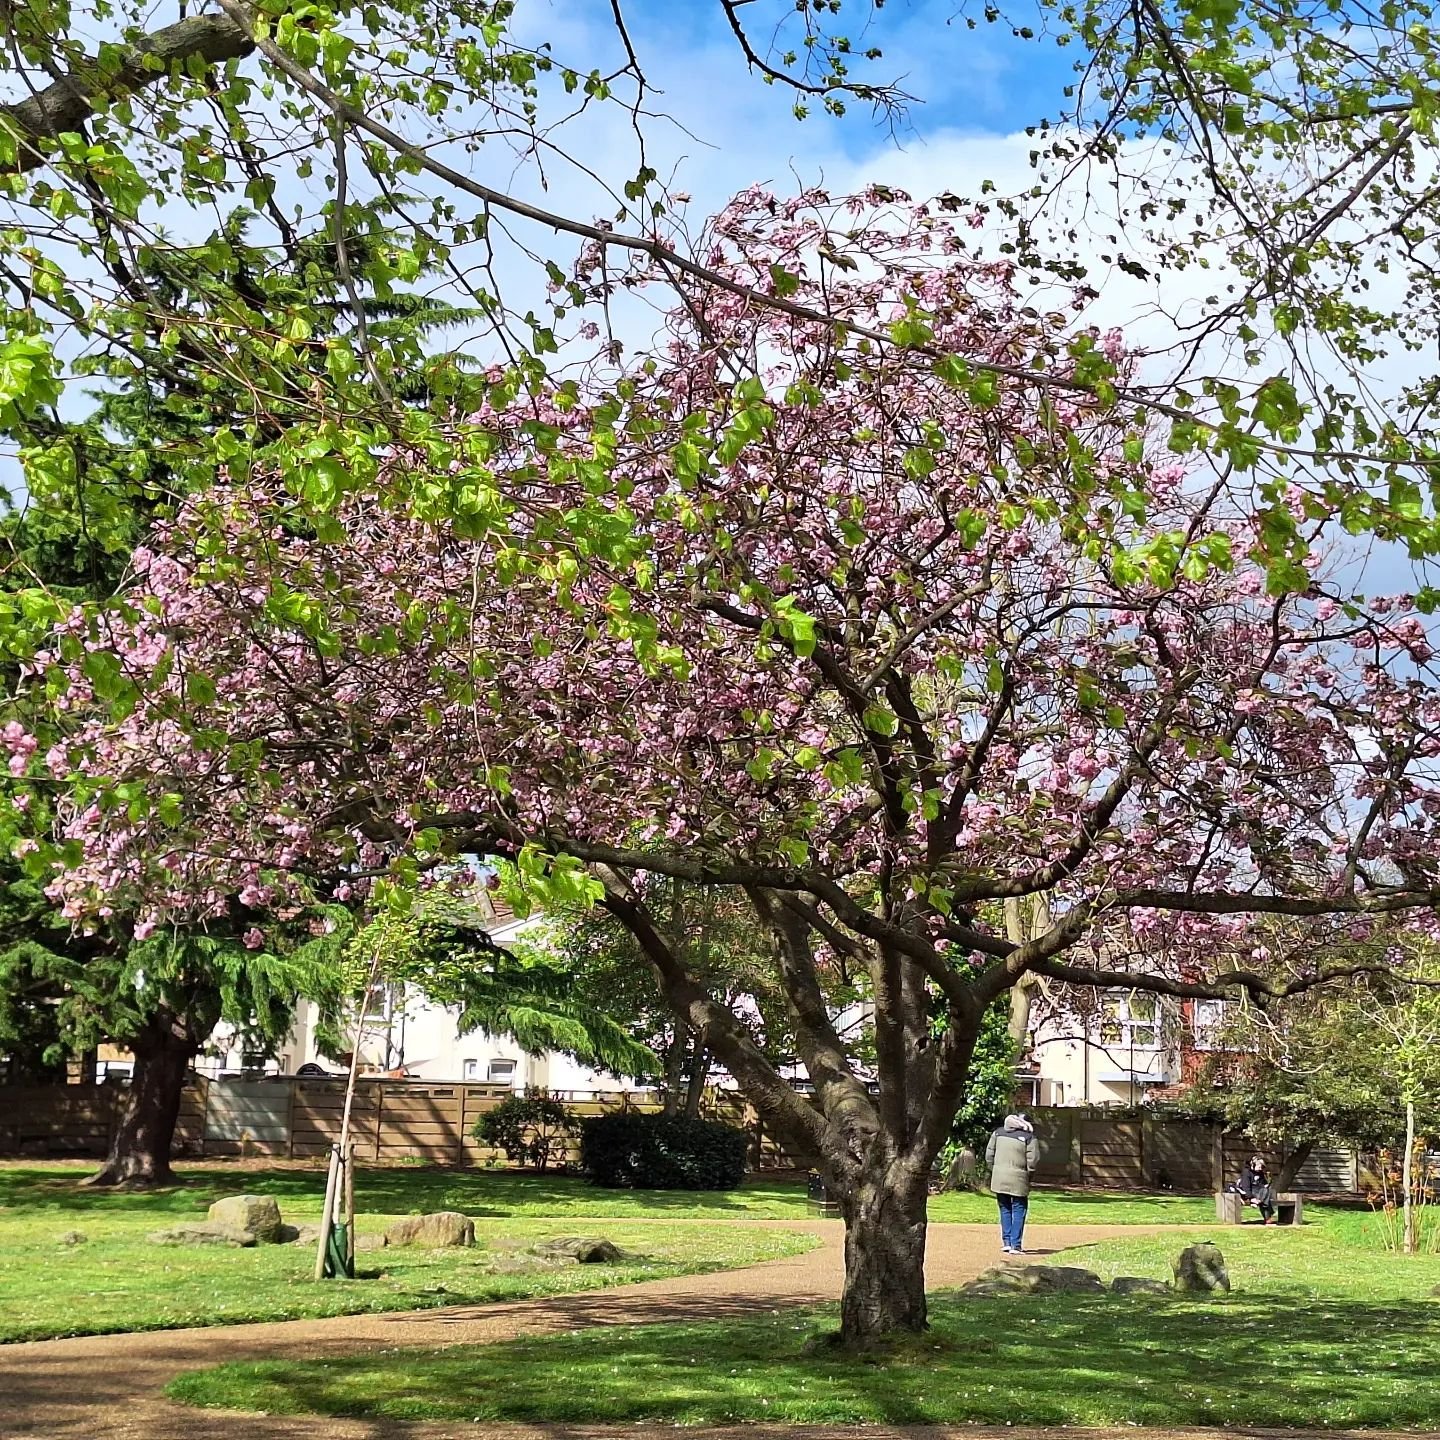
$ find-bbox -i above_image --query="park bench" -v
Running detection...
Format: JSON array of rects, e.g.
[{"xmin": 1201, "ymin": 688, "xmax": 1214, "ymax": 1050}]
[{"xmin": 1215, "ymin": 1189, "xmax": 1303, "ymax": 1225}]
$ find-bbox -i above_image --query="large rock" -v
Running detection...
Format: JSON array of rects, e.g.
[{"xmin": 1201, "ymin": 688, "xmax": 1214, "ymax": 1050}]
[
  {"xmin": 148, "ymin": 1224, "xmax": 256, "ymax": 1247},
  {"xmin": 383, "ymin": 1212, "xmax": 475, "ymax": 1248},
  {"xmin": 1173, "ymin": 1242, "xmax": 1231, "ymax": 1294},
  {"xmin": 531, "ymin": 1236, "xmax": 624, "ymax": 1264},
  {"xmin": 1023, "ymin": 1264, "xmax": 1105, "ymax": 1294},
  {"xmin": 1112, "ymin": 1276, "xmax": 1171, "ymax": 1296},
  {"xmin": 207, "ymin": 1194, "xmax": 283, "ymax": 1243},
  {"xmin": 960, "ymin": 1264, "xmax": 1103, "ymax": 1296}
]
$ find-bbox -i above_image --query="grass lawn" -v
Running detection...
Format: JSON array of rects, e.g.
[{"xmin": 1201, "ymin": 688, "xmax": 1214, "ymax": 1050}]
[
  {"xmin": 0, "ymin": 1162, "xmax": 817, "ymax": 1342},
  {"xmin": 0, "ymin": 1158, "xmax": 1223, "ymax": 1224},
  {"xmin": 170, "ymin": 1209, "xmax": 1440, "ymax": 1429}
]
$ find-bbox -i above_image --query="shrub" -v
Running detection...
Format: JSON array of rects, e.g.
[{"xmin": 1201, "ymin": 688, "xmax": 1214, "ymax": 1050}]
[
  {"xmin": 474, "ymin": 1090, "xmax": 578, "ymax": 1171},
  {"xmin": 580, "ymin": 1110, "xmax": 749, "ymax": 1190}
]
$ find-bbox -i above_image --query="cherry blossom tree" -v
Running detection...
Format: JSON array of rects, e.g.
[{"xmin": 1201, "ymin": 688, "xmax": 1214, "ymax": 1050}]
[{"xmin": 22, "ymin": 190, "xmax": 1440, "ymax": 1339}]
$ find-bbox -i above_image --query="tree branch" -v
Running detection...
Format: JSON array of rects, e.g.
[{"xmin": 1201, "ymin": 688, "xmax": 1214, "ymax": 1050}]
[
  {"xmin": 0, "ymin": 16, "xmax": 255, "ymax": 176},
  {"xmin": 1030, "ymin": 955, "xmax": 1399, "ymax": 1004},
  {"xmin": 594, "ymin": 867, "xmax": 827, "ymax": 1151}
]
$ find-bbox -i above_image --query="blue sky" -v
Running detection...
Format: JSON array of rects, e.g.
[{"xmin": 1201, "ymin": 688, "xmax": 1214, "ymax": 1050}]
[
  {"xmin": 602, "ymin": 0, "xmax": 1080, "ymax": 150},
  {"xmin": 493, "ymin": 0, "xmax": 1086, "ymax": 222}
]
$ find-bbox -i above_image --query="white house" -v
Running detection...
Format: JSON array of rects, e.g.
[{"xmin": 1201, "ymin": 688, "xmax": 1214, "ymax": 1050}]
[
  {"xmin": 203, "ymin": 902, "xmax": 640, "ymax": 1096},
  {"xmin": 1023, "ymin": 993, "xmax": 1226, "ymax": 1107}
]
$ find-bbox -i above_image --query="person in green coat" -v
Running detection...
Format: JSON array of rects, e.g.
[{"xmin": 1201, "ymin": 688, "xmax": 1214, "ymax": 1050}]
[{"xmin": 985, "ymin": 1113, "xmax": 1040, "ymax": 1253}]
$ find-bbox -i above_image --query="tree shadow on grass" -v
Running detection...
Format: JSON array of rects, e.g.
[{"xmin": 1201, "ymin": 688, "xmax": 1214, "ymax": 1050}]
[
  {"xmin": 168, "ymin": 1290, "xmax": 1440, "ymax": 1429},
  {"xmin": 0, "ymin": 1163, "xmax": 805, "ymax": 1221}
]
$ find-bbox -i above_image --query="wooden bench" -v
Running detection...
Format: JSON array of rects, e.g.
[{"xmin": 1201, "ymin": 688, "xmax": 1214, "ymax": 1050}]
[{"xmin": 1216, "ymin": 1190, "xmax": 1303, "ymax": 1224}]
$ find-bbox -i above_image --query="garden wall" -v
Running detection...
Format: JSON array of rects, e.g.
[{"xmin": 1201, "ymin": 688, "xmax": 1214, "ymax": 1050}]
[{"xmin": 0, "ymin": 1080, "xmax": 1362, "ymax": 1191}]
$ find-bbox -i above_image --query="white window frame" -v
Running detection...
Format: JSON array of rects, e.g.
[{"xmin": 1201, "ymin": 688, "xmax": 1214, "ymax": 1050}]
[{"xmin": 1097, "ymin": 992, "xmax": 1163, "ymax": 1052}]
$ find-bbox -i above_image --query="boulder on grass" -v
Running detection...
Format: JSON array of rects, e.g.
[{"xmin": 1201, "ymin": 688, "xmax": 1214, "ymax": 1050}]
[
  {"xmin": 1022, "ymin": 1264, "xmax": 1105, "ymax": 1294},
  {"xmin": 1173, "ymin": 1242, "xmax": 1231, "ymax": 1294},
  {"xmin": 207, "ymin": 1194, "xmax": 283, "ymax": 1243},
  {"xmin": 960, "ymin": 1264, "xmax": 1103, "ymax": 1296},
  {"xmin": 530, "ymin": 1236, "xmax": 624, "ymax": 1264},
  {"xmin": 1112, "ymin": 1276, "xmax": 1171, "ymax": 1296},
  {"xmin": 147, "ymin": 1224, "xmax": 255, "ymax": 1247},
  {"xmin": 383, "ymin": 1212, "xmax": 475, "ymax": 1248}
]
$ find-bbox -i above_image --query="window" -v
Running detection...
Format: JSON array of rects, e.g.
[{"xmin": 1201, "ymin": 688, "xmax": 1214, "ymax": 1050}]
[
  {"xmin": 487, "ymin": 1059, "xmax": 517, "ymax": 1085},
  {"xmin": 1192, "ymin": 1000, "xmax": 1227, "ymax": 1050},
  {"xmin": 462, "ymin": 1059, "xmax": 480, "ymax": 1081},
  {"xmin": 1098, "ymin": 993, "xmax": 1161, "ymax": 1050}
]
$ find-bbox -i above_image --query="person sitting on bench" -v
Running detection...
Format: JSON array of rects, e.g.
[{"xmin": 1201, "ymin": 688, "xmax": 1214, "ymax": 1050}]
[{"xmin": 1232, "ymin": 1154, "xmax": 1278, "ymax": 1225}]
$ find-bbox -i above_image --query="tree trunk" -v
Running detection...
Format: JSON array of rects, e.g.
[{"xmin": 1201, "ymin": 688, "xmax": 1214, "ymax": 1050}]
[
  {"xmin": 662, "ymin": 1023, "xmax": 688, "ymax": 1116},
  {"xmin": 1004, "ymin": 895, "xmax": 1049, "ymax": 1046},
  {"xmin": 89, "ymin": 1012, "xmax": 196, "ymax": 1188},
  {"xmin": 1403, "ymin": 1099, "xmax": 1417, "ymax": 1256},
  {"xmin": 838, "ymin": 1161, "xmax": 929, "ymax": 1341},
  {"xmin": 684, "ymin": 1043, "xmax": 709, "ymax": 1118},
  {"xmin": 1274, "ymin": 1139, "xmax": 1314, "ymax": 1193}
]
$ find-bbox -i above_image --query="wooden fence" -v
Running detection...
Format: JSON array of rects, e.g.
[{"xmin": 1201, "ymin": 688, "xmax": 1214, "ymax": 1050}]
[
  {"xmin": 0, "ymin": 1076, "xmax": 794, "ymax": 1168},
  {"xmin": 1027, "ymin": 1107, "xmax": 1357, "ymax": 1192},
  {"xmin": 0, "ymin": 1081, "xmax": 1361, "ymax": 1190},
  {"xmin": 0, "ymin": 1077, "xmax": 208, "ymax": 1158}
]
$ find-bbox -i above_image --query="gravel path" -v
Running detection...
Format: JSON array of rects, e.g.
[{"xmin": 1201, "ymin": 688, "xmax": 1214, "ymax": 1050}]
[{"xmin": 0, "ymin": 1220, "xmax": 1190, "ymax": 1440}]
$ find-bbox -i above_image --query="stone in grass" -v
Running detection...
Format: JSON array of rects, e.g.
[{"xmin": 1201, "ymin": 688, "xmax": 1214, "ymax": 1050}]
[
  {"xmin": 207, "ymin": 1194, "xmax": 284, "ymax": 1244},
  {"xmin": 1112, "ymin": 1276, "xmax": 1171, "ymax": 1296},
  {"xmin": 56, "ymin": 1230, "xmax": 87, "ymax": 1247},
  {"xmin": 530, "ymin": 1236, "xmax": 625, "ymax": 1264},
  {"xmin": 1173, "ymin": 1242, "xmax": 1231, "ymax": 1294},
  {"xmin": 961, "ymin": 1264, "xmax": 1104, "ymax": 1296},
  {"xmin": 383, "ymin": 1212, "xmax": 475, "ymax": 1249},
  {"xmin": 147, "ymin": 1224, "xmax": 256, "ymax": 1247}
]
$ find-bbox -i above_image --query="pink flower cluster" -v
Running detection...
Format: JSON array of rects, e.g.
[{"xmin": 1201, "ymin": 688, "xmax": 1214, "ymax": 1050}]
[{"xmin": 25, "ymin": 188, "xmax": 1440, "ymax": 981}]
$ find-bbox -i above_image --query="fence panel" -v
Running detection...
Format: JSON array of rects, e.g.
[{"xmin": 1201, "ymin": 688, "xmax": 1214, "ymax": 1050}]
[
  {"xmin": 1145, "ymin": 1117, "xmax": 1218, "ymax": 1191},
  {"xmin": 1295, "ymin": 1146, "xmax": 1356, "ymax": 1192},
  {"xmin": 291, "ymin": 1078, "xmax": 383, "ymax": 1159},
  {"xmin": 205, "ymin": 1078, "xmax": 292, "ymax": 1156},
  {"xmin": 1080, "ymin": 1117, "xmax": 1143, "ymax": 1188},
  {"xmin": 377, "ymin": 1083, "xmax": 466, "ymax": 1161},
  {"xmin": 1029, "ymin": 1109, "xmax": 1077, "ymax": 1184},
  {"xmin": 0, "ymin": 1084, "xmax": 116, "ymax": 1155}
]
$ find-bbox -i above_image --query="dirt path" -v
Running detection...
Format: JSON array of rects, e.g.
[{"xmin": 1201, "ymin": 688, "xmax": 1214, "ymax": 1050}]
[{"xmin": 0, "ymin": 1222, "xmax": 1171, "ymax": 1440}]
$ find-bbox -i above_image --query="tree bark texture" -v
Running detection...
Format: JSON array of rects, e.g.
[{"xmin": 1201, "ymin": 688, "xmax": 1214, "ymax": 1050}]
[
  {"xmin": 684, "ymin": 1043, "xmax": 709, "ymax": 1118},
  {"xmin": 88, "ymin": 1009, "xmax": 197, "ymax": 1187},
  {"xmin": 838, "ymin": 1157, "xmax": 930, "ymax": 1339}
]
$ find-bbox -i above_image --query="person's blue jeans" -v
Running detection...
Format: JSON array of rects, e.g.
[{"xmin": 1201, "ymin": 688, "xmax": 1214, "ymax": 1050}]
[{"xmin": 997, "ymin": 1192, "xmax": 1029, "ymax": 1251}]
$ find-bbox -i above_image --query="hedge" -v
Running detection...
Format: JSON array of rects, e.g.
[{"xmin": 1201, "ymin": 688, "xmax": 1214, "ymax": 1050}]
[{"xmin": 580, "ymin": 1110, "xmax": 749, "ymax": 1189}]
